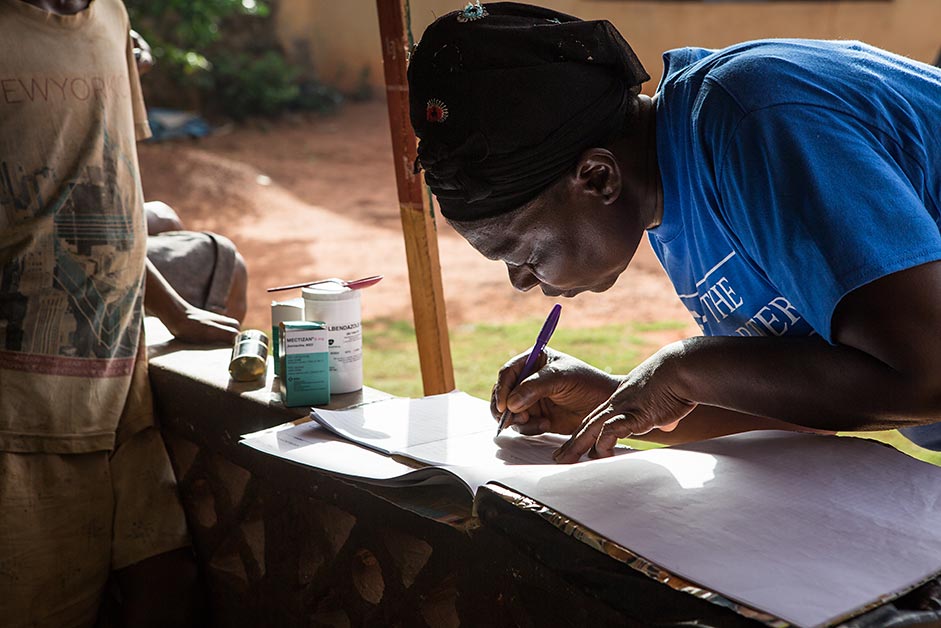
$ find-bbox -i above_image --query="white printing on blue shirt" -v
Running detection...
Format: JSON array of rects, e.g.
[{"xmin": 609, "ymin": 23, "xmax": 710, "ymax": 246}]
[{"xmin": 650, "ymin": 39, "xmax": 941, "ymax": 449}]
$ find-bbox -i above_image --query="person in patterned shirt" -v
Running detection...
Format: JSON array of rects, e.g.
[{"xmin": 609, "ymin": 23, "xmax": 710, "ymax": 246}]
[{"xmin": 0, "ymin": 0, "xmax": 240, "ymax": 625}]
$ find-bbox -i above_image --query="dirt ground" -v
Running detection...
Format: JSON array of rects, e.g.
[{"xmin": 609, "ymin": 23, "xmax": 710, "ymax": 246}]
[{"xmin": 137, "ymin": 101, "xmax": 698, "ymax": 342}]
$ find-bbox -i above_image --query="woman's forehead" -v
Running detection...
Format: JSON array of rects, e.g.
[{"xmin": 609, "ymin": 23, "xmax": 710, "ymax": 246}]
[{"xmin": 450, "ymin": 202, "xmax": 563, "ymax": 261}]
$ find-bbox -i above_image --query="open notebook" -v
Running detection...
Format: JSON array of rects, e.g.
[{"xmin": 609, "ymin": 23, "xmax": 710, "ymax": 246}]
[
  {"xmin": 242, "ymin": 391, "xmax": 628, "ymax": 493},
  {"xmin": 241, "ymin": 391, "xmax": 941, "ymax": 627}
]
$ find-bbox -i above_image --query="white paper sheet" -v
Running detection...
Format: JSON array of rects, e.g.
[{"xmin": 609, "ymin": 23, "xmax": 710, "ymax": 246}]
[
  {"xmin": 309, "ymin": 392, "xmax": 495, "ymax": 458},
  {"xmin": 494, "ymin": 431, "xmax": 941, "ymax": 627},
  {"xmin": 243, "ymin": 394, "xmax": 619, "ymax": 492},
  {"xmin": 241, "ymin": 421, "xmax": 428, "ymax": 482},
  {"xmin": 309, "ymin": 391, "xmax": 609, "ymax": 467}
]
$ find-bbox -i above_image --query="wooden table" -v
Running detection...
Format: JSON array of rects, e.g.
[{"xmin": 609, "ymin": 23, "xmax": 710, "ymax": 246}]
[{"xmin": 146, "ymin": 331, "xmax": 940, "ymax": 627}]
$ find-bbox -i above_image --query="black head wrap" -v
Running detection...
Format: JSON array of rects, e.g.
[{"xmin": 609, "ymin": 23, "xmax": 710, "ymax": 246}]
[{"xmin": 408, "ymin": 2, "xmax": 649, "ymax": 221}]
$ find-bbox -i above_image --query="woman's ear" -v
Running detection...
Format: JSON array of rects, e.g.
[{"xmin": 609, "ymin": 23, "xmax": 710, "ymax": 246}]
[{"xmin": 572, "ymin": 148, "xmax": 621, "ymax": 204}]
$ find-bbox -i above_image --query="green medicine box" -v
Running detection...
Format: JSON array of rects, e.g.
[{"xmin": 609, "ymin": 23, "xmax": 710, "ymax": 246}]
[{"xmin": 279, "ymin": 320, "xmax": 331, "ymax": 407}]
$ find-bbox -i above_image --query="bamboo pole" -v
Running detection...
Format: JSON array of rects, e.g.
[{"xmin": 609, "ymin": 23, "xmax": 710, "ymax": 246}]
[{"xmin": 375, "ymin": 0, "xmax": 455, "ymax": 395}]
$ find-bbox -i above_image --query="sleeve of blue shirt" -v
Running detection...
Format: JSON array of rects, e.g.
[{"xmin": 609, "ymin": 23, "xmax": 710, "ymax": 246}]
[{"xmin": 710, "ymin": 101, "xmax": 941, "ymax": 344}]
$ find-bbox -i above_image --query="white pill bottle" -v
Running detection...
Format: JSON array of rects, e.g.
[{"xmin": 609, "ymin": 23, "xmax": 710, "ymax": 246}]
[{"xmin": 302, "ymin": 284, "xmax": 363, "ymax": 393}]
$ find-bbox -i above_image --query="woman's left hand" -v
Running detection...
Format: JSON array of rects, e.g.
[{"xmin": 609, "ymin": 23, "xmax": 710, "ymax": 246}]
[{"xmin": 553, "ymin": 342, "xmax": 697, "ymax": 463}]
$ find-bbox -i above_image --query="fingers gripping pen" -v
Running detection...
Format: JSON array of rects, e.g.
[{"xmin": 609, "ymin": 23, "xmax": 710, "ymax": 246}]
[{"xmin": 496, "ymin": 303, "xmax": 562, "ymax": 435}]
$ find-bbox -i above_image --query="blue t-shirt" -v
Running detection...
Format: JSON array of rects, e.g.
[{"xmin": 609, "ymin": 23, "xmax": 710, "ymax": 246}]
[{"xmin": 649, "ymin": 39, "xmax": 941, "ymax": 450}]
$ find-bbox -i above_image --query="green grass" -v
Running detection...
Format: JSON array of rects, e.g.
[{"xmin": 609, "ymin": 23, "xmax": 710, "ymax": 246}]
[
  {"xmin": 840, "ymin": 430, "xmax": 941, "ymax": 466},
  {"xmin": 363, "ymin": 316, "xmax": 686, "ymax": 400},
  {"xmin": 363, "ymin": 316, "xmax": 941, "ymax": 467}
]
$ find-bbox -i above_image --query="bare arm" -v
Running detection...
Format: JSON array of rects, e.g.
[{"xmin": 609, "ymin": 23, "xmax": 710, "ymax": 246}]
[
  {"xmin": 555, "ymin": 261, "xmax": 941, "ymax": 461},
  {"xmin": 679, "ymin": 260, "xmax": 941, "ymax": 431},
  {"xmin": 494, "ymin": 347, "xmax": 832, "ymax": 444},
  {"xmin": 625, "ymin": 405, "xmax": 833, "ymax": 446},
  {"xmin": 144, "ymin": 258, "xmax": 240, "ymax": 344}
]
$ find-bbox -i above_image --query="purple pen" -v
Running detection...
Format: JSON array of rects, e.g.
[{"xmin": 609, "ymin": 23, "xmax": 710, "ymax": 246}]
[{"xmin": 496, "ymin": 303, "xmax": 563, "ymax": 436}]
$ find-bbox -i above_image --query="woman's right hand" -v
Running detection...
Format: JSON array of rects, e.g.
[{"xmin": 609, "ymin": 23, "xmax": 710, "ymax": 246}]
[{"xmin": 491, "ymin": 348, "xmax": 621, "ymax": 436}]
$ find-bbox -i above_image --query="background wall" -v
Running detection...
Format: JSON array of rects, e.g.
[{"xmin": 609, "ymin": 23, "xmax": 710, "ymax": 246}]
[{"xmin": 275, "ymin": 0, "xmax": 941, "ymax": 95}]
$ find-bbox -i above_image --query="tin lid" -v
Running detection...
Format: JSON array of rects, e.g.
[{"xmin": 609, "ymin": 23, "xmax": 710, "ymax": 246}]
[
  {"xmin": 235, "ymin": 329, "xmax": 270, "ymax": 344},
  {"xmin": 301, "ymin": 283, "xmax": 361, "ymax": 302}
]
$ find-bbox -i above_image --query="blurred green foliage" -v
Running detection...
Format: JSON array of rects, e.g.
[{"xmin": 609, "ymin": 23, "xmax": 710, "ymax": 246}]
[
  {"xmin": 126, "ymin": 0, "xmax": 264, "ymax": 76},
  {"xmin": 211, "ymin": 51, "xmax": 300, "ymax": 118},
  {"xmin": 126, "ymin": 0, "xmax": 342, "ymax": 119}
]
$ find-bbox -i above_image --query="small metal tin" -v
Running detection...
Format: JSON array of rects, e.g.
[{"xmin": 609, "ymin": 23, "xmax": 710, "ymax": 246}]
[{"xmin": 229, "ymin": 329, "xmax": 270, "ymax": 382}]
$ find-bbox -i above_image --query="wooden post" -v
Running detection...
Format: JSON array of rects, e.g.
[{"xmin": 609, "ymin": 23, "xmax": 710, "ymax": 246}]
[{"xmin": 376, "ymin": 0, "xmax": 456, "ymax": 395}]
